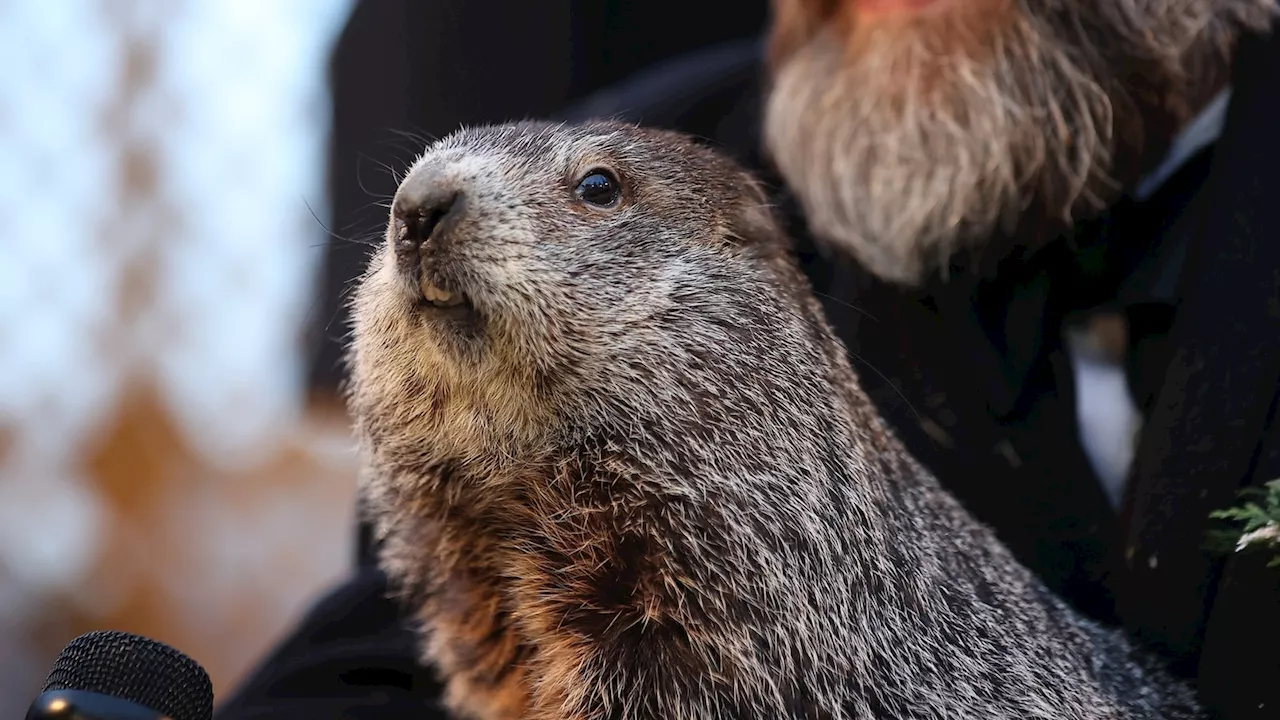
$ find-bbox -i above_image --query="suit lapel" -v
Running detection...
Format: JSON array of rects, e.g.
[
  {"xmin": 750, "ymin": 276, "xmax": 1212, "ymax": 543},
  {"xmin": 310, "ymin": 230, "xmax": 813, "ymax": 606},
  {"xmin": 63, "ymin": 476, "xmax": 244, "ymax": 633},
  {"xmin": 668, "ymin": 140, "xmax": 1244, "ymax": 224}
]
[{"xmin": 1114, "ymin": 24, "xmax": 1280, "ymax": 701}]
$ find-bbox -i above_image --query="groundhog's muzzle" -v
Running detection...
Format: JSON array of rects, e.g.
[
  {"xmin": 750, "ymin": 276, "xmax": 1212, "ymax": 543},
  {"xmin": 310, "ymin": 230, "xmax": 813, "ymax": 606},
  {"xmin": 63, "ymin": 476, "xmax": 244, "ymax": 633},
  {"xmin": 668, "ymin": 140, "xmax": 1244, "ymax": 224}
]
[{"xmin": 390, "ymin": 162, "xmax": 470, "ymax": 310}]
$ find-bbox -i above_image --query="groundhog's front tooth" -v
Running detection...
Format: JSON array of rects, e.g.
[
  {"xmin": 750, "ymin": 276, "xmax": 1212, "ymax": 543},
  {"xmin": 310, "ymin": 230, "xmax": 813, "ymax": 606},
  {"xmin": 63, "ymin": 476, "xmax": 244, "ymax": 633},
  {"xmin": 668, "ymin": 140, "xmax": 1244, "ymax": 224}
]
[{"xmin": 420, "ymin": 280, "xmax": 456, "ymax": 304}]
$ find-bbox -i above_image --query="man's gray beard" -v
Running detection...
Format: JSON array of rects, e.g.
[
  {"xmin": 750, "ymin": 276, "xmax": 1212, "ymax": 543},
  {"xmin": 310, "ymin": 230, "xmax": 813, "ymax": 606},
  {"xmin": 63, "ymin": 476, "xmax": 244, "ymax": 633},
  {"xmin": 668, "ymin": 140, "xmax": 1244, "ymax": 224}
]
[{"xmin": 762, "ymin": 1, "xmax": 1277, "ymax": 286}]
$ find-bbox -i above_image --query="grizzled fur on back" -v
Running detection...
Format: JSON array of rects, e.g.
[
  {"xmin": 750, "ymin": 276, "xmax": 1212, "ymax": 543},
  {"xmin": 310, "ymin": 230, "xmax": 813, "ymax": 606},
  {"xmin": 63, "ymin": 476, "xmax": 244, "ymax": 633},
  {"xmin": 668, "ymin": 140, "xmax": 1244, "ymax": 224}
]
[{"xmin": 347, "ymin": 121, "xmax": 1204, "ymax": 720}]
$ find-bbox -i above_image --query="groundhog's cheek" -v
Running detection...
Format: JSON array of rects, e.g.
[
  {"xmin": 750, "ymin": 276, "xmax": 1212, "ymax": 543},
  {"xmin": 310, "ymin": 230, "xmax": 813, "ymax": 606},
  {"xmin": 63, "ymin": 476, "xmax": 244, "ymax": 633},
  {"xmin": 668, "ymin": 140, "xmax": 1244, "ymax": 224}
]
[{"xmin": 474, "ymin": 256, "xmax": 534, "ymax": 299}]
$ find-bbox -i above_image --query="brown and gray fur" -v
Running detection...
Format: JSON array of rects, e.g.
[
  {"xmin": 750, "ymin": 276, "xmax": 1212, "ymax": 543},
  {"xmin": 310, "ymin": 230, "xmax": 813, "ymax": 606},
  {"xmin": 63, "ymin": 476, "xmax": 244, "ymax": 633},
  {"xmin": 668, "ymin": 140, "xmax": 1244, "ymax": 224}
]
[{"xmin": 347, "ymin": 121, "xmax": 1204, "ymax": 720}]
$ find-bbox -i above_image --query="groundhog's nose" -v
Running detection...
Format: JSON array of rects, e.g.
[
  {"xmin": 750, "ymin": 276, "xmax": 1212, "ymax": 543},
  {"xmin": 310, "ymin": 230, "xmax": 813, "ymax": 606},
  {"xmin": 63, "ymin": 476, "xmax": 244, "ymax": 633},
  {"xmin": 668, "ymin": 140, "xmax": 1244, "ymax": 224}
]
[{"xmin": 392, "ymin": 169, "xmax": 465, "ymax": 266}]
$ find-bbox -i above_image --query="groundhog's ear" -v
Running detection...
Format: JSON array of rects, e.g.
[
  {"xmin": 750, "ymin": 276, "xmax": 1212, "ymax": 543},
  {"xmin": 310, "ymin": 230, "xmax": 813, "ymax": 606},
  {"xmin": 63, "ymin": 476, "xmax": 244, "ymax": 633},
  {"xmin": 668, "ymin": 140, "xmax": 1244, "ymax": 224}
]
[{"xmin": 726, "ymin": 179, "xmax": 788, "ymax": 253}]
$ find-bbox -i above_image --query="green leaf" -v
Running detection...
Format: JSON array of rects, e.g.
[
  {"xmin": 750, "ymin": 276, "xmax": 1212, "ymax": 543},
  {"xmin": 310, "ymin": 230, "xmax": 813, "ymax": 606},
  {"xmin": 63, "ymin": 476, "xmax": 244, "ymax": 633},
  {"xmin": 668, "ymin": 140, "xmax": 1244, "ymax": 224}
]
[{"xmin": 1205, "ymin": 479, "xmax": 1280, "ymax": 569}]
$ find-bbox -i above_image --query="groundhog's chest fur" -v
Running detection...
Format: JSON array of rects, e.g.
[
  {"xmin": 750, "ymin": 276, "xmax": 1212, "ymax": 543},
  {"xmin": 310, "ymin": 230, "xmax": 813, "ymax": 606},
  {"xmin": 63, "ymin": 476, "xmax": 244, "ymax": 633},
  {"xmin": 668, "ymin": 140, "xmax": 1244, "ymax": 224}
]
[{"xmin": 368, "ymin": 444, "xmax": 785, "ymax": 720}]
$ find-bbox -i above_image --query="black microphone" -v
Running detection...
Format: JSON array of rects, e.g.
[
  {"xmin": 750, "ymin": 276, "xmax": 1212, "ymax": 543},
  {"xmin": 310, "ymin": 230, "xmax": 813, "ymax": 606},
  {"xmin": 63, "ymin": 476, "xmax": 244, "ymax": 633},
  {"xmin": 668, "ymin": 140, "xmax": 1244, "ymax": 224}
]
[{"xmin": 26, "ymin": 630, "xmax": 214, "ymax": 720}]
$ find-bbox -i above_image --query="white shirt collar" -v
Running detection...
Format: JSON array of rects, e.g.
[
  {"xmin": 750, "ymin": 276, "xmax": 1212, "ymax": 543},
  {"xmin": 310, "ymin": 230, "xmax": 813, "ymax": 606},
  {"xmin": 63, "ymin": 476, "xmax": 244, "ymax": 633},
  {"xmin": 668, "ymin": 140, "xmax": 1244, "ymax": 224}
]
[{"xmin": 1132, "ymin": 88, "xmax": 1233, "ymax": 201}]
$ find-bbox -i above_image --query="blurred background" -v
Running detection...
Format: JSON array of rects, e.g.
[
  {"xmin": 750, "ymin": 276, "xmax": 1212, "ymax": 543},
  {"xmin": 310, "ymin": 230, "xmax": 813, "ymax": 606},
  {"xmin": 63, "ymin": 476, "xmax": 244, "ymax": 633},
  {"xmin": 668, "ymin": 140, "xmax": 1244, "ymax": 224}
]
[{"xmin": 0, "ymin": 0, "xmax": 766, "ymax": 715}]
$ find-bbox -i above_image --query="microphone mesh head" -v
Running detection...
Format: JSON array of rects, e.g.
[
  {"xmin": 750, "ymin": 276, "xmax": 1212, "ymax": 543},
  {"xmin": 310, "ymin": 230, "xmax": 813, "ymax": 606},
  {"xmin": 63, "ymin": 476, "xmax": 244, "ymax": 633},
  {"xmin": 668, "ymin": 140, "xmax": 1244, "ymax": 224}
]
[{"xmin": 42, "ymin": 630, "xmax": 214, "ymax": 720}]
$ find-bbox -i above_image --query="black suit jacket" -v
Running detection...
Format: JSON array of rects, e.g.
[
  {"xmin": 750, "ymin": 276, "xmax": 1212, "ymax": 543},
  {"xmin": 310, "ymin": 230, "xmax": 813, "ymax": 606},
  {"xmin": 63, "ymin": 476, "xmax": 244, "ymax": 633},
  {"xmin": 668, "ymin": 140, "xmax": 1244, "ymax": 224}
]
[{"xmin": 216, "ymin": 25, "xmax": 1280, "ymax": 720}]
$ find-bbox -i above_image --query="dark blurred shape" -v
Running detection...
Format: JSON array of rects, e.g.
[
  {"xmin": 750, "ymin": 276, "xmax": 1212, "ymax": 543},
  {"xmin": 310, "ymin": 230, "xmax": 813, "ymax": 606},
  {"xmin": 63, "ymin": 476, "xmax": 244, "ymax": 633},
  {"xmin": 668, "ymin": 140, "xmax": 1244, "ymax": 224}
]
[{"xmin": 308, "ymin": 0, "xmax": 770, "ymax": 393}]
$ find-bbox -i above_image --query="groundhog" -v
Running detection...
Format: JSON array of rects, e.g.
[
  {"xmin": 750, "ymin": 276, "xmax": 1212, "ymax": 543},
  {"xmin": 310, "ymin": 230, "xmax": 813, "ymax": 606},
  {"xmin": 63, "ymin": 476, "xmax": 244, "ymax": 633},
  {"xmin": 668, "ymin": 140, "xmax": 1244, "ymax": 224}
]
[{"xmin": 346, "ymin": 120, "xmax": 1204, "ymax": 720}]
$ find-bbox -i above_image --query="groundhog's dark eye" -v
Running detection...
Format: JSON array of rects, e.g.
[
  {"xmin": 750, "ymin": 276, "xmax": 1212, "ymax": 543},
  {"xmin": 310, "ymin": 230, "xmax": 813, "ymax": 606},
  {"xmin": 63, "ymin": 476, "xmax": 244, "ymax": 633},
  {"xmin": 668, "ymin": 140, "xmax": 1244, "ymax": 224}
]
[{"xmin": 574, "ymin": 170, "xmax": 621, "ymax": 208}]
